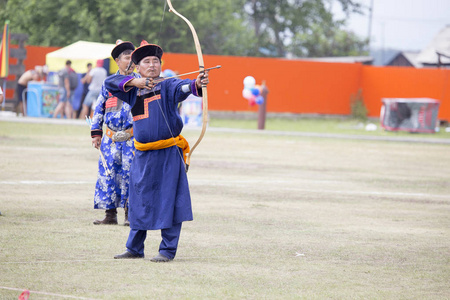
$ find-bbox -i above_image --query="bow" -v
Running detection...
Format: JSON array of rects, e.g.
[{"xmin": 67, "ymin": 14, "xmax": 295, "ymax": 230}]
[{"xmin": 166, "ymin": 0, "xmax": 208, "ymax": 172}]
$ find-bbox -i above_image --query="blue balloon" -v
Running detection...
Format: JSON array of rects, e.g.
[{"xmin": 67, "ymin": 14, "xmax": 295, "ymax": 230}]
[
  {"xmin": 163, "ymin": 69, "xmax": 176, "ymax": 78},
  {"xmin": 251, "ymin": 87, "xmax": 260, "ymax": 96},
  {"xmin": 255, "ymin": 95, "xmax": 264, "ymax": 105}
]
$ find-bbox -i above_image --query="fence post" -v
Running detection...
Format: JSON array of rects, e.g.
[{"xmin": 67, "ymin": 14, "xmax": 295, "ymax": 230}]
[{"xmin": 257, "ymin": 81, "xmax": 268, "ymax": 130}]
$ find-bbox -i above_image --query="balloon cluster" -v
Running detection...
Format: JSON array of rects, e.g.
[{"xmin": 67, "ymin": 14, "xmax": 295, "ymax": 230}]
[
  {"xmin": 242, "ymin": 76, "xmax": 264, "ymax": 106},
  {"xmin": 163, "ymin": 69, "xmax": 177, "ymax": 78}
]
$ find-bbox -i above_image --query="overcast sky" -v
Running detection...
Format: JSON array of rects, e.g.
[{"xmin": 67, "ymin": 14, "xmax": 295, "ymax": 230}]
[{"xmin": 333, "ymin": 0, "xmax": 450, "ymax": 52}]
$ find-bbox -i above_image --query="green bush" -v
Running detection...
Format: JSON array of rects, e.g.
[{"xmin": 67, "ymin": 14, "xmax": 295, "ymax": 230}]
[{"xmin": 350, "ymin": 89, "xmax": 368, "ymax": 120}]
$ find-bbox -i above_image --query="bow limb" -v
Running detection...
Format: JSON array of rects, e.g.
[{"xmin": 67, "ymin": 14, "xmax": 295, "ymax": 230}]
[{"xmin": 166, "ymin": 0, "xmax": 208, "ymax": 171}]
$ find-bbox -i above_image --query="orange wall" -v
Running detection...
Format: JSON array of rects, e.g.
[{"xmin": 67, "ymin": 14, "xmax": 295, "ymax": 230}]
[
  {"xmin": 6, "ymin": 46, "xmax": 450, "ymax": 121},
  {"xmin": 3, "ymin": 45, "xmax": 60, "ymax": 99},
  {"xmin": 24, "ymin": 45, "xmax": 61, "ymax": 69},
  {"xmin": 163, "ymin": 53, "xmax": 361, "ymax": 115},
  {"xmin": 361, "ymin": 66, "xmax": 450, "ymax": 119},
  {"xmin": 164, "ymin": 53, "xmax": 450, "ymax": 121}
]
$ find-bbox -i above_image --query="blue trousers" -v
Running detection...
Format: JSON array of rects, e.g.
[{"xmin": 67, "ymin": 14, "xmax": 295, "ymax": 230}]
[{"xmin": 125, "ymin": 223, "xmax": 182, "ymax": 259}]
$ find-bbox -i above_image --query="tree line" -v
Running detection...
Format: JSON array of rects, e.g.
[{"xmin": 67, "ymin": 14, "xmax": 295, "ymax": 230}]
[{"xmin": 0, "ymin": 0, "xmax": 368, "ymax": 58}]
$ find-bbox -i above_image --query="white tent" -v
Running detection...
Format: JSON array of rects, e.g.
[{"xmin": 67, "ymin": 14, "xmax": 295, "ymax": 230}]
[{"xmin": 45, "ymin": 40, "xmax": 118, "ymax": 74}]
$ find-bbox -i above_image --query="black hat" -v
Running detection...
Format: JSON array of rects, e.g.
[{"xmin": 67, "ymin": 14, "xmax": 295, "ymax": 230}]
[
  {"xmin": 131, "ymin": 40, "xmax": 163, "ymax": 64},
  {"xmin": 111, "ymin": 40, "xmax": 135, "ymax": 60}
]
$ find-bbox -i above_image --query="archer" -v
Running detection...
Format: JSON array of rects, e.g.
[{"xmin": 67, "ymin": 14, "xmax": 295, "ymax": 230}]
[{"xmin": 105, "ymin": 40, "xmax": 209, "ymax": 262}]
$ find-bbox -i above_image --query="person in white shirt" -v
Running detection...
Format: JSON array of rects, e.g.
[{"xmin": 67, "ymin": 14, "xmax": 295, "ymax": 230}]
[{"xmin": 80, "ymin": 59, "xmax": 107, "ymax": 118}]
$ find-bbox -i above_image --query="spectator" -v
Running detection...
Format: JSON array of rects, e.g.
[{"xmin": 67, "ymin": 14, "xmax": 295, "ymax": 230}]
[
  {"xmin": 14, "ymin": 66, "xmax": 46, "ymax": 116},
  {"xmin": 76, "ymin": 63, "xmax": 92, "ymax": 119},
  {"xmin": 53, "ymin": 60, "xmax": 78, "ymax": 119},
  {"xmin": 80, "ymin": 60, "xmax": 107, "ymax": 119}
]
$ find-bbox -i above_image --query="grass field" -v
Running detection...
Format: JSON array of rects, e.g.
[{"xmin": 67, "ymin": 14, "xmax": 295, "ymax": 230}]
[{"xmin": 0, "ymin": 116, "xmax": 449, "ymax": 299}]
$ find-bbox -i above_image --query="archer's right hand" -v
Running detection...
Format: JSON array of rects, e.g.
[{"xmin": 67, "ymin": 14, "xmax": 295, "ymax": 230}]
[{"xmin": 92, "ymin": 136, "xmax": 101, "ymax": 149}]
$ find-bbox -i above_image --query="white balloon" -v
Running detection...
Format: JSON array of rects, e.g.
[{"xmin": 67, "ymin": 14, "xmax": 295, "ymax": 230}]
[
  {"xmin": 242, "ymin": 88, "xmax": 253, "ymax": 100},
  {"xmin": 243, "ymin": 76, "xmax": 256, "ymax": 89}
]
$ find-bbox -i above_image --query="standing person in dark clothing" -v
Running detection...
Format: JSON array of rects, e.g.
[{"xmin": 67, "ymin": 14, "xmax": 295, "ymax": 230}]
[
  {"xmin": 76, "ymin": 63, "xmax": 92, "ymax": 119},
  {"xmin": 105, "ymin": 40, "xmax": 209, "ymax": 262}
]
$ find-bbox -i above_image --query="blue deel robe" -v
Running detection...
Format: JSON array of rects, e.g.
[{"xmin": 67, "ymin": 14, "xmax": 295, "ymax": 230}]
[
  {"xmin": 104, "ymin": 75, "xmax": 201, "ymax": 230},
  {"xmin": 90, "ymin": 73, "xmax": 138, "ymax": 210}
]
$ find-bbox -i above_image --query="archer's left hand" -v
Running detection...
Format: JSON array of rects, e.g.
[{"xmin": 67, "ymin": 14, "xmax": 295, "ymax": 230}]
[{"xmin": 195, "ymin": 71, "xmax": 209, "ymax": 89}]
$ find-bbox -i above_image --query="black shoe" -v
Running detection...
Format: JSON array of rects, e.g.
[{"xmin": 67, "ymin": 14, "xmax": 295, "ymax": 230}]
[
  {"xmin": 150, "ymin": 253, "xmax": 173, "ymax": 263},
  {"xmin": 114, "ymin": 251, "xmax": 144, "ymax": 259}
]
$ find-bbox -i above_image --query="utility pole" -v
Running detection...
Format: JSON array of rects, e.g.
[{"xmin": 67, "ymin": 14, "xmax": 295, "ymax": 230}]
[{"xmin": 367, "ymin": 0, "xmax": 374, "ymax": 50}]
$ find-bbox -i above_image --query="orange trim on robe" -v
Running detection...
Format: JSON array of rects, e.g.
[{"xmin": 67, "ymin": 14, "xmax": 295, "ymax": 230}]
[{"xmin": 133, "ymin": 94, "xmax": 161, "ymax": 121}]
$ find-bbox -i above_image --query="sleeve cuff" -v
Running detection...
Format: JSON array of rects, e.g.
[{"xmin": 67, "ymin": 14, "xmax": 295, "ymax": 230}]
[
  {"xmin": 190, "ymin": 80, "xmax": 202, "ymax": 97},
  {"xmin": 119, "ymin": 76, "xmax": 135, "ymax": 92},
  {"xmin": 91, "ymin": 129, "xmax": 103, "ymax": 138}
]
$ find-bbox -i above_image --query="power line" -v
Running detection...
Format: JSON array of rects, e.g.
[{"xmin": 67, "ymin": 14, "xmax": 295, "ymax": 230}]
[{"xmin": 374, "ymin": 15, "xmax": 449, "ymax": 23}]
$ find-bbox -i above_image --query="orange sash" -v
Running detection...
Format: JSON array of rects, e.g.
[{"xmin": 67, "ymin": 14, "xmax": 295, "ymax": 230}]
[{"xmin": 134, "ymin": 135, "xmax": 190, "ymax": 163}]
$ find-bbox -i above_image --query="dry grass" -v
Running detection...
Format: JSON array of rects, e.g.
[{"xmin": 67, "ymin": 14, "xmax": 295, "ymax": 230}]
[{"xmin": 0, "ymin": 117, "xmax": 449, "ymax": 299}]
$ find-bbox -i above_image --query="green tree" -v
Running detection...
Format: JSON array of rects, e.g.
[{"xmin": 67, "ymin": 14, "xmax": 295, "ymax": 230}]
[
  {"xmin": 0, "ymin": 0, "xmax": 366, "ymax": 58},
  {"xmin": 155, "ymin": 0, "xmax": 256, "ymax": 55},
  {"xmin": 0, "ymin": 0, "xmax": 163, "ymax": 46},
  {"xmin": 291, "ymin": 23, "xmax": 368, "ymax": 57},
  {"xmin": 242, "ymin": 0, "xmax": 366, "ymax": 57},
  {"xmin": 0, "ymin": 0, "xmax": 255, "ymax": 56}
]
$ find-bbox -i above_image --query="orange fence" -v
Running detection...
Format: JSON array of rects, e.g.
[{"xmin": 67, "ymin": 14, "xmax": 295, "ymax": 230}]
[
  {"xmin": 6, "ymin": 47, "xmax": 450, "ymax": 121},
  {"xmin": 2, "ymin": 45, "xmax": 60, "ymax": 99},
  {"xmin": 163, "ymin": 53, "xmax": 361, "ymax": 115},
  {"xmin": 163, "ymin": 53, "xmax": 450, "ymax": 121},
  {"xmin": 361, "ymin": 66, "xmax": 450, "ymax": 120}
]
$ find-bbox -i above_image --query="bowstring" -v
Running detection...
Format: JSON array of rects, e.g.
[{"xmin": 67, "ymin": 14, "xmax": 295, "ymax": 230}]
[
  {"xmin": 146, "ymin": 0, "xmax": 187, "ymax": 172},
  {"xmin": 156, "ymin": 0, "xmax": 167, "ymax": 46}
]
